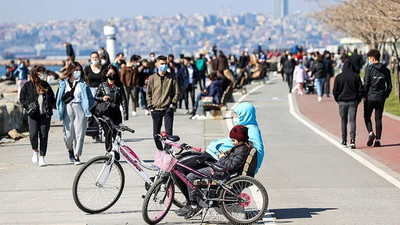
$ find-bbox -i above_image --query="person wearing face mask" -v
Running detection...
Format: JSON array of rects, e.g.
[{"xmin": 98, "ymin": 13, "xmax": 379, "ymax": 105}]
[
  {"xmin": 20, "ymin": 65, "xmax": 56, "ymax": 167},
  {"xmin": 293, "ymin": 59, "xmax": 308, "ymax": 95},
  {"xmin": 84, "ymin": 52, "xmax": 105, "ymax": 97},
  {"xmin": 56, "ymin": 62, "xmax": 94, "ymax": 165},
  {"xmin": 13, "ymin": 58, "xmax": 30, "ymax": 100},
  {"xmin": 94, "ymin": 65, "xmax": 128, "ymax": 152},
  {"xmin": 177, "ymin": 57, "xmax": 199, "ymax": 114},
  {"xmin": 120, "ymin": 54, "xmax": 140, "ymax": 117},
  {"xmin": 146, "ymin": 55, "xmax": 180, "ymax": 150}
]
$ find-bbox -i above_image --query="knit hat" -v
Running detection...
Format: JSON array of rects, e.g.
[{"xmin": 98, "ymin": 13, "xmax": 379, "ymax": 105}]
[{"xmin": 229, "ymin": 125, "xmax": 249, "ymax": 142}]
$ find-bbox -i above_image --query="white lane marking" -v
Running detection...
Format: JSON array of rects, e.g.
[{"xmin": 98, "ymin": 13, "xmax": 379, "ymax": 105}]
[
  {"xmin": 225, "ymin": 80, "xmax": 277, "ymax": 225},
  {"xmin": 288, "ymin": 94, "xmax": 400, "ymax": 189}
]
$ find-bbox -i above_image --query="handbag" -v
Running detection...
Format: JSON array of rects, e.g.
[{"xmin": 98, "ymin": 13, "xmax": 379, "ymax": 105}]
[
  {"xmin": 92, "ymin": 100, "xmax": 111, "ymax": 117},
  {"xmin": 26, "ymin": 101, "xmax": 39, "ymax": 116},
  {"xmin": 61, "ymin": 82, "xmax": 77, "ymax": 104}
]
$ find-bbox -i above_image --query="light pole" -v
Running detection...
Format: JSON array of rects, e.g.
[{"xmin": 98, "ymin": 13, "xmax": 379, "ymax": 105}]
[{"xmin": 103, "ymin": 24, "xmax": 117, "ymax": 63}]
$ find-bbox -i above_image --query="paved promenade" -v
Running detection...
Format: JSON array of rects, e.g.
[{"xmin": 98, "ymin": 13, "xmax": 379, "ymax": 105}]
[{"xmin": 1, "ymin": 74, "xmax": 400, "ymax": 224}]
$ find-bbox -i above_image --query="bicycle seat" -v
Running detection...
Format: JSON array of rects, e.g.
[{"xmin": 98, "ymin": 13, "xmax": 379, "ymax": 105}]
[{"xmin": 167, "ymin": 135, "xmax": 180, "ymax": 142}]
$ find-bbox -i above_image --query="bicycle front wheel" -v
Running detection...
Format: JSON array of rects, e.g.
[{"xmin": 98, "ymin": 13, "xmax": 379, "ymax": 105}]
[
  {"xmin": 219, "ymin": 176, "xmax": 268, "ymax": 225},
  {"xmin": 142, "ymin": 179, "xmax": 174, "ymax": 224},
  {"xmin": 72, "ymin": 155, "xmax": 125, "ymax": 214}
]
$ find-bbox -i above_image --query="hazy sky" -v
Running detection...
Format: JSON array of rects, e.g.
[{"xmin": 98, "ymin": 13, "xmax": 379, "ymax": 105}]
[{"xmin": 0, "ymin": 0, "xmax": 335, "ymax": 24}]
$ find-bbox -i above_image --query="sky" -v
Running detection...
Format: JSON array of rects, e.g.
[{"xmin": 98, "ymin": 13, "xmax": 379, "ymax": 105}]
[{"xmin": 0, "ymin": 0, "xmax": 335, "ymax": 24}]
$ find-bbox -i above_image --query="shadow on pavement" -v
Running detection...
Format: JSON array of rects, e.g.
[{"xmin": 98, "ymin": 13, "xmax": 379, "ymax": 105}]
[
  {"xmin": 269, "ymin": 207, "xmax": 338, "ymax": 220},
  {"xmin": 380, "ymin": 143, "xmax": 400, "ymax": 147}
]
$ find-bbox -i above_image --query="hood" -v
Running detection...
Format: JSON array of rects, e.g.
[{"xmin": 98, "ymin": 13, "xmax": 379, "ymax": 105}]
[
  {"xmin": 370, "ymin": 63, "xmax": 385, "ymax": 71},
  {"xmin": 233, "ymin": 102, "xmax": 258, "ymax": 126},
  {"xmin": 342, "ymin": 59, "xmax": 356, "ymax": 73}
]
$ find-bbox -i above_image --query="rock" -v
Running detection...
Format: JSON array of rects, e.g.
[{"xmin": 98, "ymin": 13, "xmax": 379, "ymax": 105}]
[{"xmin": 0, "ymin": 102, "xmax": 26, "ymax": 136}]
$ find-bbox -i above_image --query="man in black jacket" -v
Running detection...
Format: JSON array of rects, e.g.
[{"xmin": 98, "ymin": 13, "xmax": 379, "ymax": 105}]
[
  {"xmin": 363, "ymin": 49, "xmax": 392, "ymax": 147},
  {"xmin": 333, "ymin": 58, "xmax": 363, "ymax": 149},
  {"xmin": 349, "ymin": 48, "xmax": 364, "ymax": 74},
  {"xmin": 284, "ymin": 53, "xmax": 296, "ymax": 93}
]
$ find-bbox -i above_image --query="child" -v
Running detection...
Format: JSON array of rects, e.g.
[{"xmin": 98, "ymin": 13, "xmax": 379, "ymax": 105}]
[
  {"xmin": 179, "ymin": 125, "xmax": 252, "ymax": 219},
  {"xmin": 293, "ymin": 59, "xmax": 308, "ymax": 95}
]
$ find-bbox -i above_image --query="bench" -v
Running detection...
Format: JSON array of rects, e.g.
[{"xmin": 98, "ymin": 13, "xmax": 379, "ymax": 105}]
[{"xmin": 202, "ymin": 83, "xmax": 234, "ymax": 119}]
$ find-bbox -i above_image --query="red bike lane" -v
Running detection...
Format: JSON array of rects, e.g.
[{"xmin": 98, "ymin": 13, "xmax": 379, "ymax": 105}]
[{"xmin": 295, "ymin": 92, "xmax": 400, "ymax": 174}]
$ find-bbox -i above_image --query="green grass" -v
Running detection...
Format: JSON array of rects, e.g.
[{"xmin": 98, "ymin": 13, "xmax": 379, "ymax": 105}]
[{"xmin": 360, "ymin": 71, "xmax": 400, "ymax": 117}]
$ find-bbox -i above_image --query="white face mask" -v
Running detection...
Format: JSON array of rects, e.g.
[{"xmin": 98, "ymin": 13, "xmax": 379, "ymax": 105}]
[
  {"xmin": 91, "ymin": 59, "xmax": 99, "ymax": 65},
  {"xmin": 233, "ymin": 117, "xmax": 240, "ymax": 125},
  {"xmin": 101, "ymin": 59, "xmax": 107, "ymax": 65},
  {"xmin": 73, "ymin": 71, "xmax": 81, "ymax": 79}
]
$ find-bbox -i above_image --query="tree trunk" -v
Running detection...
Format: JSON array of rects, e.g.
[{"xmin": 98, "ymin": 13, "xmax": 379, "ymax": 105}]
[{"xmin": 392, "ymin": 42, "xmax": 400, "ymax": 97}]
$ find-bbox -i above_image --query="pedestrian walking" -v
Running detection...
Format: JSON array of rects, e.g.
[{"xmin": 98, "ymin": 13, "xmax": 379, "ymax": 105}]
[
  {"xmin": 293, "ymin": 59, "xmax": 307, "ymax": 95},
  {"xmin": 284, "ymin": 53, "xmax": 296, "ymax": 93},
  {"xmin": 177, "ymin": 57, "xmax": 199, "ymax": 114},
  {"xmin": 333, "ymin": 58, "xmax": 364, "ymax": 149},
  {"xmin": 311, "ymin": 55, "xmax": 327, "ymax": 102},
  {"xmin": 94, "ymin": 64, "xmax": 128, "ymax": 151},
  {"xmin": 84, "ymin": 52, "xmax": 105, "ymax": 97},
  {"xmin": 363, "ymin": 49, "xmax": 392, "ymax": 147},
  {"xmin": 196, "ymin": 54, "xmax": 207, "ymax": 90},
  {"xmin": 349, "ymin": 48, "xmax": 364, "ymax": 75},
  {"xmin": 324, "ymin": 51, "xmax": 334, "ymax": 97},
  {"xmin": 120, "ymin": 55, "xmax": 140, "ymax": 117},
  {"xmin": 13, "ymin": 58, "xmax": 29, "ymax": 100},
  {"xmin": 20, "ymin": 65, "xmax": 56, "ymax": 167},
  {"xmin": 146, "ymin": 55, "xmax": 180, "ymax": 150},
  {"xmin": 56, "ymin": 62, "xmax": 94, "ymax": 165}
]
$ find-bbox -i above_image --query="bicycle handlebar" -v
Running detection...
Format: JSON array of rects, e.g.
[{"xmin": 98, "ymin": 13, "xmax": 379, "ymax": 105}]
[{"xmin": 97, "ymin": 116, "xmax": 135, "ymax": 134}]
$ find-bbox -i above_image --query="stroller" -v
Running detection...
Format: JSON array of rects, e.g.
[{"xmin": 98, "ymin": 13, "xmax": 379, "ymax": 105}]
[
  {"xmin": 86, "ymin": 116, "xmax": 103, "ymax": 142},
  {"xmin": 304, "ymin": 76, "xmax": 315, "ymax": 94}
]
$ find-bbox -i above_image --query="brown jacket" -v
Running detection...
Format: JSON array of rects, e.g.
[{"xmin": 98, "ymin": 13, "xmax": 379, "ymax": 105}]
[
  {"xmin": 146, "ymin": 72, "xmax": 180, "ymax": 110},
  {"xmin": 120, "ymin": 65, "xmax": 138, "ymax": 87}
]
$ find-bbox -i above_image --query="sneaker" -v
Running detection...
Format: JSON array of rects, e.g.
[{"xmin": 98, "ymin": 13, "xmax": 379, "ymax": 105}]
[
  {"xmin": 349, "ymin": 142, "xmax": 356, "ymax": 149},
  {"xmin": 184, "ymin": 110, "xmax": 189, "ymax": 114},
  {"xmin": 317, "ymin": 96, "xmax": 322, "ymax": 102},
  {"xmin": 373, "ymin": 140, "xmax": 381, "ymax": 147},
  {"xmin": 197, "ymin": 115, "xmax": 206, "ymax": 120},
  {"xmin": 38, "ymin": 157, "xmax": 47, "ymax": 167},
  {"xmin": 132, "ymin": 111, "xmax": 137, "ymax": 117},
  {"xmin": 367, "ymin": 133, "xmax": 375, "ymax": 146},
  {"xmin": 340, "ymin": 141, "xmax": 347, "ymax": 148},
  {"xmin": 145, "ymin": 110, "xmax": 150, "ymax": 115},
  {"xmin": 68, "ymin": 150, "xmax": 74, "ymax": 163},
  {"xmin": 175, "ymin": 204, "xmax": 191, "ymax": 217},
  {"xmin": 191, "ymin": 115, "xmax": 199, "ymax": 120},
  {"xmin": 32, "ymin": 151, "xmax": 39, "ymax": 164},
  {"xmin": 74, "ymin": 156, "xmax": 82, "ymax": 165},
  {"xmin": 184, "ymin": 206, "xmax": 202, "ymax": 219}
]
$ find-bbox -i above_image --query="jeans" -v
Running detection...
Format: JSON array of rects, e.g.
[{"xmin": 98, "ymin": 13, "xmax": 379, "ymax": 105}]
[
  {"xmin": 194, "ymin": 92, "xmax": 207, "ymax": 109},
  {"xmin": 315, "ymin": 78, "xmax": 326, "ymax": 97},
  {"xmin": 364, "ymin": 100, "xmax": 385, "ymax": 139},
  {"xmin": 184, "ymin": 84, "xmax": 196, "ymax": 110},
  {"xmin": 124, "ymin": 86, "xmax": 136, "ymax": 112},
  {"xmin": 137, "ymin": 87, "xmax": 147, "ymax": 109},
  {"xmin": 28, "ymin": 114, "xmax": 51, "ymax": 156},
  {"xmin": 339, "ymin": 100, "xmax": 358, "ymax": 142},
  {"xmin": 151, "ymin": 108, "xmax": 174, "ymax": 150},
  {"xmin": 325, "ymin": 76, "xmax": 331, "ymax": 96},
  {"xmin": 198, "ymin": 70, "xmax": 206, "ymax": 90}
]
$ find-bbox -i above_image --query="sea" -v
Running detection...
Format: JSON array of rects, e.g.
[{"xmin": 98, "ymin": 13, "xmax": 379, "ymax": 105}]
[{"xmin": 0, "ymin": 66, "xmax": 62, "ymax": 77}]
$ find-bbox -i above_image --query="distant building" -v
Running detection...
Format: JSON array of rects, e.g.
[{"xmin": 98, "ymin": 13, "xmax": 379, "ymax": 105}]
[{"xmin": 274, "ymin": 0, "xmax": 288, "ymax": 19}]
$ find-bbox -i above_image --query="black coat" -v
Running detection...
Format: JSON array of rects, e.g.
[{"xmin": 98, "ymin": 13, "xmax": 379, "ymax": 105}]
[
  {"xmin": 311, "ymin": 61, "xmax": 327, "ymax": 79},
  {"xmin": 283, "ymin": 59, "xmax": 296, "ymax": 75},
  {"xmin": 364, "ymin": 63, "xmax": 392, "ymax": 102},
  {"xmin": 95, "ymin": 82, "xmax": 128, "ymax": 120},
  {"xmin": 333, "ymin": 60, "xmax": 364, "ymax": 102},
  {"xmin": 20, "ymin": 81, "xmax": 56, "ymax": 119},
  {"xmin": 349, "ymin": 52, "xmax": 364, "ymax": 74},
  {"xmin": 217, "ymin": 143, "xmax": 250, "ymax": 173}
]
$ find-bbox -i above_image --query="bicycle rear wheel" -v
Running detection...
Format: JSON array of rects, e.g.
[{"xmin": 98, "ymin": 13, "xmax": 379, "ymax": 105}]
[
  {"xmin": 219, "ymin": 176, "xmax": 268, "ymax": 225},
  {"xmin": 142, "ymin": 179, "xmax": 174, "ymax": 224},
  {"xmin": 72, "ymin": 155, "xmax": 125, "ymax": 214}
]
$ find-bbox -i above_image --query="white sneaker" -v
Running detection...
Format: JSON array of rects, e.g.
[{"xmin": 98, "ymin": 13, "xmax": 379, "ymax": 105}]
[
  {"xmin": 132, "ymin": 111, "xmax": 137, "ymax": 117},
  {"xmin": 197, "ymin": 115, "xmax": 206, "ymax": 120},
  {"xmin": 32, "ymin": 151, "xmax": 39, "ymax": 164},
  {"xmin": 318, "ymin": 96, "xmax": 322, "ymax": 102},
  {"xmin": 38, "ymin": 157, "xmax": 47, "ymax": 167},
  {"xmin": 191, "ymin": 115, "xmax": 199, "ymax": 120},
  {"xmin": 145, "ymin": 110, "xmax": 150, "ymax": 115}
]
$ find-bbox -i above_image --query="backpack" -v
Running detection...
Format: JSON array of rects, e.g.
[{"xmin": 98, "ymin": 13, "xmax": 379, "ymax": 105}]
[{"xmin": 196, "ymin": 59, "xmax": 206, "ymax": 71}]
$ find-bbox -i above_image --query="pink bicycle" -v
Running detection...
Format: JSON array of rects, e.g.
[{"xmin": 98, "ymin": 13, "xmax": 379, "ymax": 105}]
[{"xmin": 72, "ymin": 116, "xmax": 200, "ymax": 214}]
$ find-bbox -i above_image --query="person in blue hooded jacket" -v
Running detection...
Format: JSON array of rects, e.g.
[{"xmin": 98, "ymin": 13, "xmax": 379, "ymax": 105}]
[
  {"xmin": 205, "ymin": 102, "xmax": 264, "ymax": 173},
  {"xmin": 56, "ymin": 61, "xmax": 94, "ymax": 165},
  {"xmin": 174, "ymin": 101, "xmax": 264, "ymax": 216}
]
